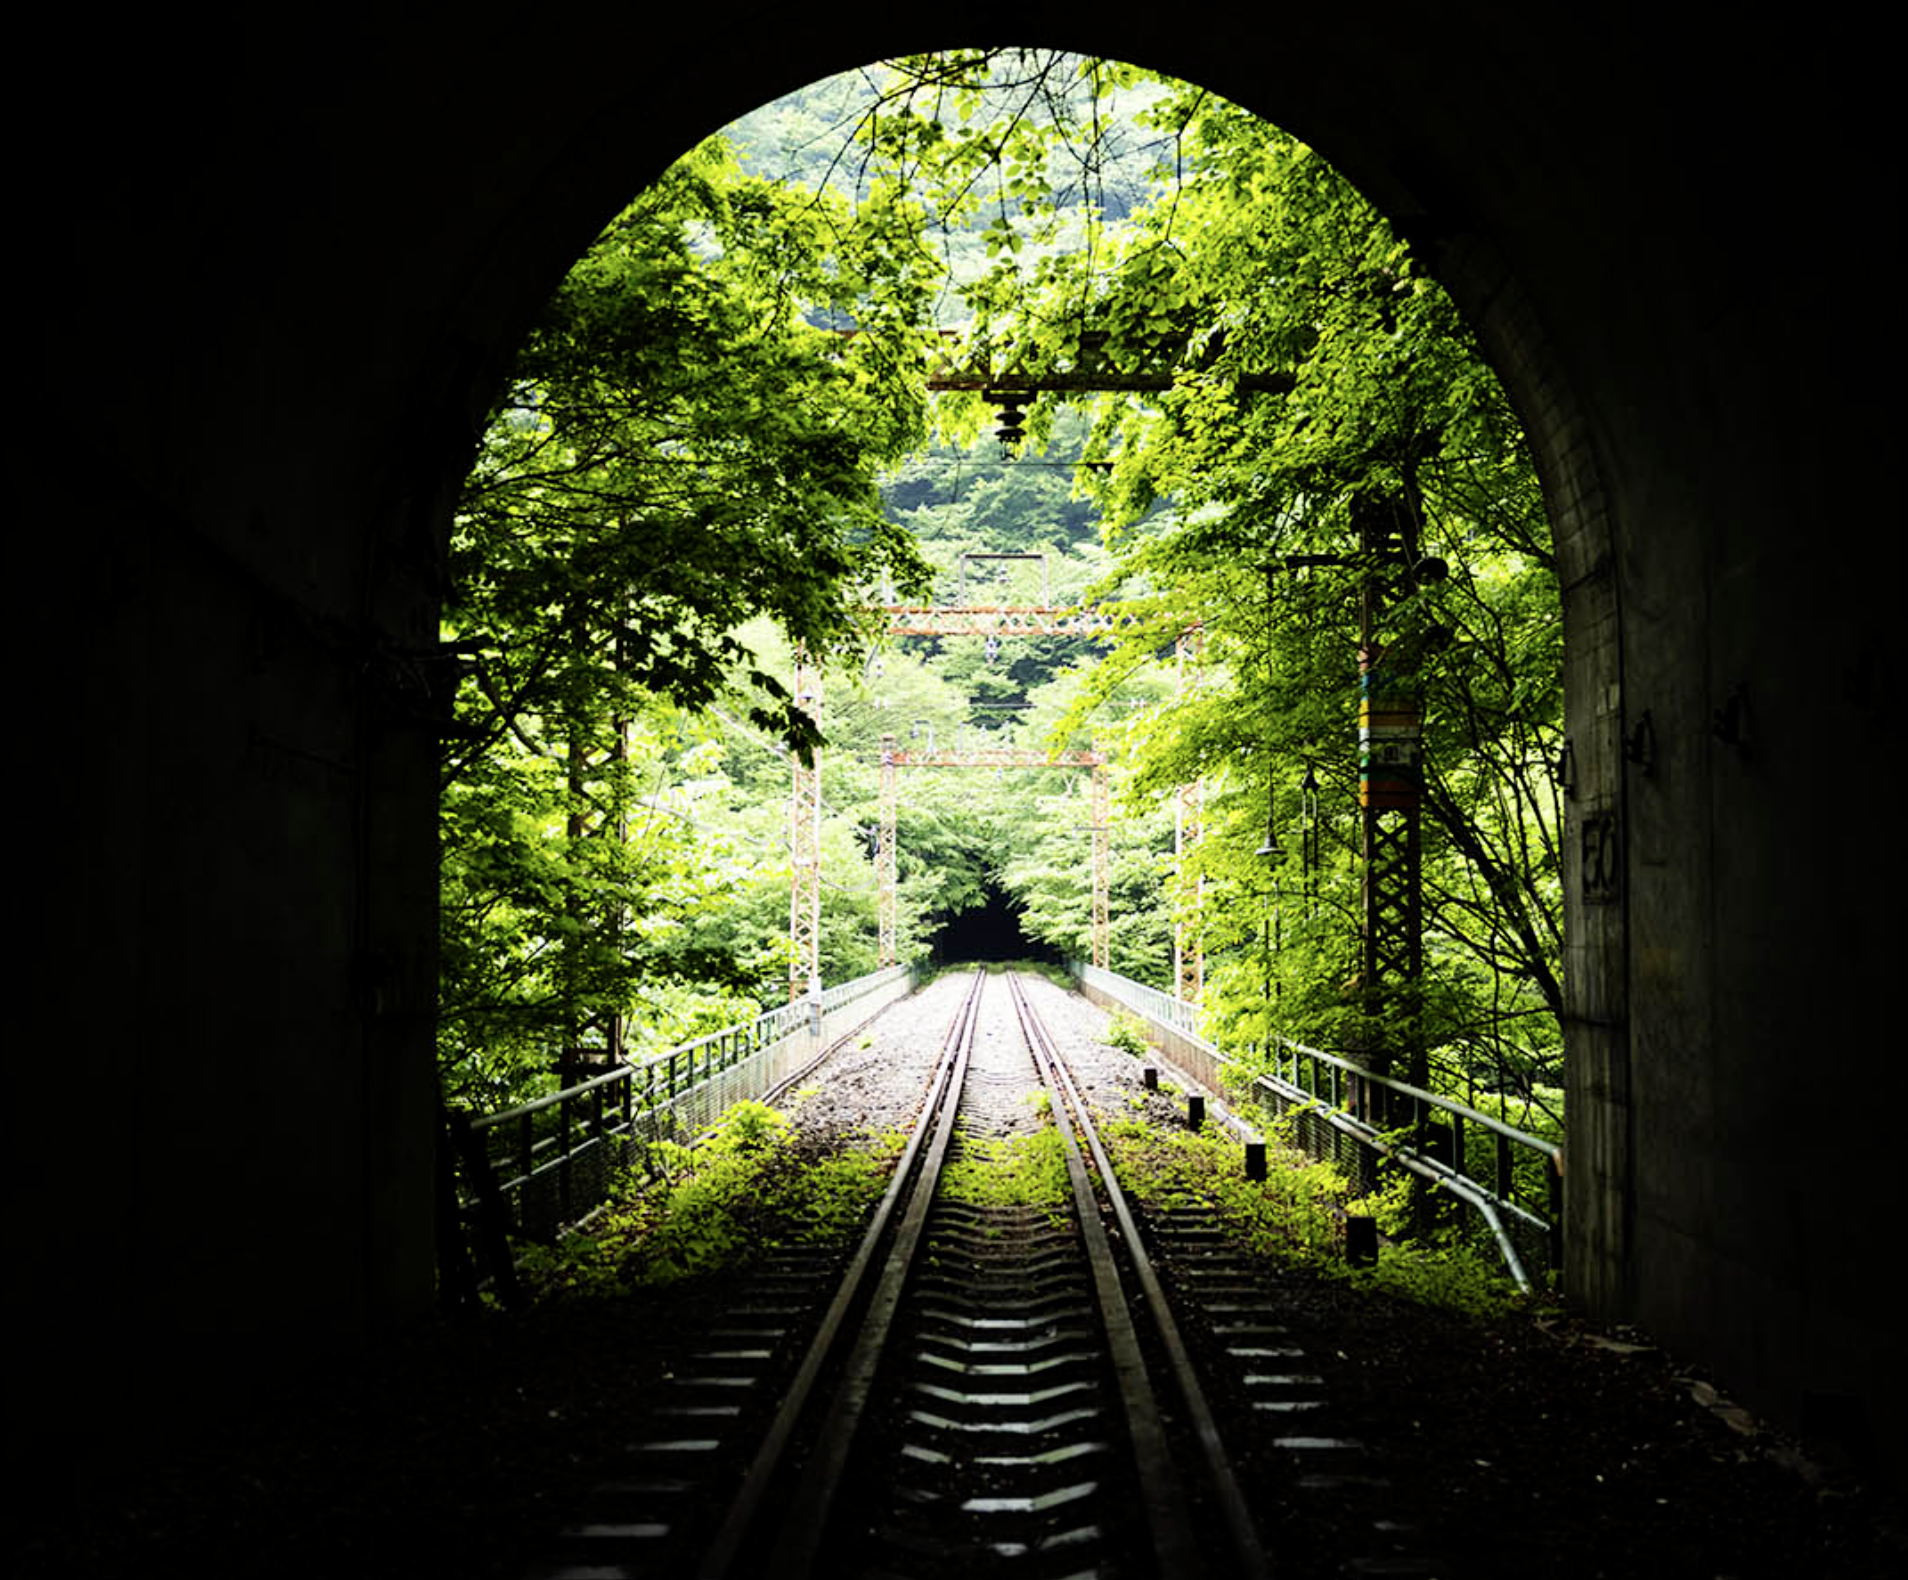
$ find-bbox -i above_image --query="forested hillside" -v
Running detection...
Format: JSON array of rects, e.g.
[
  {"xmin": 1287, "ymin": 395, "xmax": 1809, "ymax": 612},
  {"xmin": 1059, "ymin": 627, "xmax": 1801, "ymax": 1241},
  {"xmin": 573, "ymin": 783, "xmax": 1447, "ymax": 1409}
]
[{"xmin": 441, "ymin": 51, "xmax": 1564, "ymax": 1142}]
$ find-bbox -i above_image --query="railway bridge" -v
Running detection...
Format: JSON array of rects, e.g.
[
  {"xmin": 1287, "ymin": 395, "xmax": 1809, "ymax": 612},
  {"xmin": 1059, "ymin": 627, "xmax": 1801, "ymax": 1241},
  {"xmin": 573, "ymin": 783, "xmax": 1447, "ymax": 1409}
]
[{"xmin": 21, "ymin": 12, "xmax": 1895, "ymax": 1491}]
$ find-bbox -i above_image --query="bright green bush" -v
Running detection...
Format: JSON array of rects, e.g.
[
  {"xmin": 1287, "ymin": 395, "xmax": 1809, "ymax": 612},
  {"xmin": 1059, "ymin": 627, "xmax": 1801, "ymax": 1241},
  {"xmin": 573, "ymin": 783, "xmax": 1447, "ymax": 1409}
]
[{"xmin": 1104, "ymin": 1010, "xmax": 1151, "ymax": 1058}]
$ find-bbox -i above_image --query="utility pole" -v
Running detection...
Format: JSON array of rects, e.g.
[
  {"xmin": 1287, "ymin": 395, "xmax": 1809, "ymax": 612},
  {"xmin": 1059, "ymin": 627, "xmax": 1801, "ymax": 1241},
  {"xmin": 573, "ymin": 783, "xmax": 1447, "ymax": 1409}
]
[
  {"xmin": 878, "ymin": 731, "xmax": 898, "ymax": 967},
  {"xmin": 1354, "ymin": 497, "xmax": 1429, "ymax": 1114},
  {"xmin": 1091, "ymin": 750, "xmax": 1111, "ymax": 971},
  {"xmin": 1174, "ymin": 629, "xmax": 1206, "ymax": 1004},
  {"xmin": 788, "ymin": 651, "xmax": 823, "ymax": 1003}
]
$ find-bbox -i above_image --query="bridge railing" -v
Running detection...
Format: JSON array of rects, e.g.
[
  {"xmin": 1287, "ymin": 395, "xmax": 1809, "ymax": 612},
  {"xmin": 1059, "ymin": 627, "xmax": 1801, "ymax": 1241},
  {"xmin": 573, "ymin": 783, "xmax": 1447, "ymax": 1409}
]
[
  {"xmin": 453, "ymin": 964, "xmax": 916, "ymax": 1243},
  {"xmin": 1080, "ymin": 967, "xmax": 1203, "ymax": 1040},
  {"xmin": 1071, "ymin": 962, "xmax": 1563, "ymax": 1291}
]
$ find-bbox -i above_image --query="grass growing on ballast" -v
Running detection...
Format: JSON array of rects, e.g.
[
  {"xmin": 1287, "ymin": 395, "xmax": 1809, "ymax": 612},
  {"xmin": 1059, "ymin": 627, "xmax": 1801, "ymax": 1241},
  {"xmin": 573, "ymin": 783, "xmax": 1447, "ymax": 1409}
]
[
  {"xmin": 517, "ymin": 1100, "xmax": 906, "ymax": 1298},
  {"xmin": 938, "ymin": 1092, "xmax": 1069, "ymax": 1214},
  {"xmin": 1102, "ymin": 1109, "xmax": 1524, "ymax": 1319}
]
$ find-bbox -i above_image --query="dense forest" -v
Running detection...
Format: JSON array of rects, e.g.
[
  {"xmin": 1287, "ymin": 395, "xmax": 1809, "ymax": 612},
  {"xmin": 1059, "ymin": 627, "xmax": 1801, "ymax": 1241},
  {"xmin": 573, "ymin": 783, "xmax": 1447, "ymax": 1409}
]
[{"xmin": 438, "ymin": 51, "xmax": 1563, "ymax": 1144}]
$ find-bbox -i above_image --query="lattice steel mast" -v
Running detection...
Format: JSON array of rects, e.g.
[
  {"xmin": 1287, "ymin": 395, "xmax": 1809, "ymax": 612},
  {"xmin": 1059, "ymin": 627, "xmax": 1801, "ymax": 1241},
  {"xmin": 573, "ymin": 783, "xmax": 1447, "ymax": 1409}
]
[
  {"xmin": 878, "ymin": 731, "xmax": 898, "ymax": 967},
  {"xmin": 1090, "ymin": 752, "xmax": 1110, "ymax": 971},
  {"xmin": 1355, "ymin": 498, "xmax": 1430, "ymax": 1101},
  {"xmin": 1272, "ymin": 496, "xmax": 1443, "ymax": 1112},
  {"xmin": 1174, "ymin": 630, "xmax": 1206, "ymax": 1003}
]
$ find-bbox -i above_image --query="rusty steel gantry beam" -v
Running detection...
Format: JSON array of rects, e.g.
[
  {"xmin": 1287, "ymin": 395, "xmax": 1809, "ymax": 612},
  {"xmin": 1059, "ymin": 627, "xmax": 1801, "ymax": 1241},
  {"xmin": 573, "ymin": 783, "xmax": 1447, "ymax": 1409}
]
[
  {"xmin": 877, "ymin": 604, "xmax": 1134, "ymax": 639},
  {"xmin": 923, "ymin": 362, "xmax": 1296, "ymax": 398},
  {"xmin": 888, "ymin": 748, "xmax": 1106, "ymax": 770}
]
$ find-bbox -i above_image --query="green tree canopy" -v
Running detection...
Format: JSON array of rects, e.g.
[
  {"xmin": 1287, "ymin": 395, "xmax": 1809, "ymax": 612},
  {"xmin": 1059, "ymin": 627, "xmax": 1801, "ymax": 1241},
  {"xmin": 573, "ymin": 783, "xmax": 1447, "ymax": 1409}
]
[
  {"xmin": 439, "ymin": 133, "xmax": 941, "ymax": 1103},
  {"xmin": 850, "ymin": 55, "xmax": 1564, "ymax": 1105}
]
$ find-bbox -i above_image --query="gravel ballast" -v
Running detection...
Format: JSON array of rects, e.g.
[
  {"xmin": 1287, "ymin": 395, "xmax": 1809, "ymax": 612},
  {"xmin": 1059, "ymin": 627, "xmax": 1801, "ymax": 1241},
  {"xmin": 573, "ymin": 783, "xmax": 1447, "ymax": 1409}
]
[{"xmin": 23, "ymin": 972, "xmax": 1900, "ymax": 1578}]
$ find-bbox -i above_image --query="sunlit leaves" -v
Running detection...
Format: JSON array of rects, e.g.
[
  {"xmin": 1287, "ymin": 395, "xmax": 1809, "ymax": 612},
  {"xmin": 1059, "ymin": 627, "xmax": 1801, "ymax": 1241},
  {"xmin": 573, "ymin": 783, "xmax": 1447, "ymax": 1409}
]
[
  {"xmin": 441, "ymin": 130, "xmax": 947, "ymax": 1101},
  {"xmin": 851, "ymin": 55, "xmax": 1565, "ymax": 1092}
]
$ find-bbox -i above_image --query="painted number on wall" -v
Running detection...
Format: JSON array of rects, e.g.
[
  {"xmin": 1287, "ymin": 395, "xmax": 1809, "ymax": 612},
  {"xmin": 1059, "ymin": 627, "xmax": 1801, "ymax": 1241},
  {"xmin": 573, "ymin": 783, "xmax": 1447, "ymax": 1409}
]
[{"xmin": 1580, "ymin": 812, "xmax": 1620, "ymax": 903}]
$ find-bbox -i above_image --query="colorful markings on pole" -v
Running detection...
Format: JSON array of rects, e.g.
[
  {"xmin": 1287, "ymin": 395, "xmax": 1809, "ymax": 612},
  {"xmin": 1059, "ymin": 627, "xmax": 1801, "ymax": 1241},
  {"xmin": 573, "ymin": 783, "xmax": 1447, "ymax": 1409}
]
[{"xmin": 1359, "ymin": 669, "xmax": 1421, "ymax": 810}]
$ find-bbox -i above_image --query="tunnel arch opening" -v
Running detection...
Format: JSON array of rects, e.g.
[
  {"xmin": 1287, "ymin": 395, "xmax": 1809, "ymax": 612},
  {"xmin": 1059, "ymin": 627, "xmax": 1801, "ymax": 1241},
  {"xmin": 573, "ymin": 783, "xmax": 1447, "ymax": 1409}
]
[
  {"xmin": 438, "ymin": 40, "xmax": 1602, "ymax": 1160},
  {"xmin": 41, "ymin": 15, "xmax": 1894, "ymax": 1504}
]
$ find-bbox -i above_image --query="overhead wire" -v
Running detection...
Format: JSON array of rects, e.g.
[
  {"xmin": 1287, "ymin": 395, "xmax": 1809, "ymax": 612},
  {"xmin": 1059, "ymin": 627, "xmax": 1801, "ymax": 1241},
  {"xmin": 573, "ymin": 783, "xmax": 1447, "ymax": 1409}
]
[{"xmin": 693, "ymin": 705, "xmax": 882, "ymax": 895}]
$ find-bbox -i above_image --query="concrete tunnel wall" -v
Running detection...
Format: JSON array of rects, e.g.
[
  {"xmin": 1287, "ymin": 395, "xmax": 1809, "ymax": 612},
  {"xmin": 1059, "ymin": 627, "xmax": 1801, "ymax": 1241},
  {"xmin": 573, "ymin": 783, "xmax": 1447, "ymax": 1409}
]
[{"xmin": 20, "ymin": 11, "xmax": 1896, "ymax": 1477}]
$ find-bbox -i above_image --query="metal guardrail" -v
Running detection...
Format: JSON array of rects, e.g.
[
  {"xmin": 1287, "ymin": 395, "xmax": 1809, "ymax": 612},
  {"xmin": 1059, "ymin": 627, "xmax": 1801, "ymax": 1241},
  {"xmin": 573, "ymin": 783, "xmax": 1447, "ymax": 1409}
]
[
  {"xmin": 1078, "ymin": 964, "xmax": 1203, "ymax": 1040},
  {"xmin": 453, "ymin": 965, "xmax": 915, "ymax": 1243},
  {"xmin": 1071, "ymin": 962, "xmax": 1563, "ymax": 1290}
]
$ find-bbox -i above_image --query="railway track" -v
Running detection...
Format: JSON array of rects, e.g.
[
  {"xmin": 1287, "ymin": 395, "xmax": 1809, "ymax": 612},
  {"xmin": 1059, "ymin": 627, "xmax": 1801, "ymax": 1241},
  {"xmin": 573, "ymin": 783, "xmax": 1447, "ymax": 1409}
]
[{"xmin": 528, "ymin": 970, "xmax": 1278, "ymax": 1579}]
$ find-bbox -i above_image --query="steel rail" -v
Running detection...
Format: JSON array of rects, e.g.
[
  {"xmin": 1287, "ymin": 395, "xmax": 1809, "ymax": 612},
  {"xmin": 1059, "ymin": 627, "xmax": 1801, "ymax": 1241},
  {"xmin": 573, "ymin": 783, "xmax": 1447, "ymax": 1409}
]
[
  {"xmin": 1008, "ymin": 971, "xmax": 1274, "ymax": 1580},
  {"xmin": 1005, "ymin": 973, "xmax": 1203, "ymax": 1578},
  {"xmin": 757, "ymin": 971, "xmax": 983, "ymax": 1579},
  {"xmin": 702, "ymin": 970, "xmax": 1273, "ymax": 1578},
  {"xmin": 697, "ymin": 968, "xmax": 986, "ymax": 1580}
]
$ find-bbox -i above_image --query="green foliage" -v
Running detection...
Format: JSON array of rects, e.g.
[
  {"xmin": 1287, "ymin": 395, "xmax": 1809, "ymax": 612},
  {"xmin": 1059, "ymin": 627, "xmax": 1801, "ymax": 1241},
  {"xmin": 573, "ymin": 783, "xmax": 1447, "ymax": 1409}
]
[
  {"xmin": 449, "ymin": 134, "xmax": 936, "ymax": 774},
  {"xmin": 1103, "ymin": 1010, "xmax": 1151, "ymax": 1057},
  {"xmin": 1061, "ymin": 97, "xmax": 1563, "ymax": 1089},
  {"xmin": 444, "ymin": 52, "xmax": 1567, "ymax": 1132},
  {"xmin": 940, "ymin": 1114, "xmax": 1069, "ymax": 1212},
  {"xmin": 519, "ymin": 1104, "xmax": 904, "ymax": 1297},
  {"xmin": 438, "ymin": 705, "xmax": 778, "ymax": 1105},
  {"xmin": 709, "ymin": 1099, "xmax": 792, "ymax": 1152},
  {"xmin": 1105, "ymin": 1115, "xmax": 1350, "ymax": 1267},
  {"xmin": 440, "ymin": 131, "xmax": 943, "ymax": 1100},
  {"xmin": 1354, "ymin": 1169, "xmax": 1414, "ymax": 1239},
  {"xmin": 1350, "ymin": 1230, "xmax": 1524, "ymax": 1320},
  {"xmin": 1105, "ymin": 1108, "xmax": 1521, "ymax": 1317},
  {"xmin": 842, "ymin": 52, "xmax": 1565, "ymax": 1102}
]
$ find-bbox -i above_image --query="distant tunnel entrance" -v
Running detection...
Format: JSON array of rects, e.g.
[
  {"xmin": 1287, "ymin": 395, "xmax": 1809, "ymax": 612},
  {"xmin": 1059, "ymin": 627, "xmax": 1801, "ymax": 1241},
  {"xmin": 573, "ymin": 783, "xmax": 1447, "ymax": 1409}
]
[{"xmin": 930, "ymin": 882, "xmax": 1062, "ymax": 966}]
